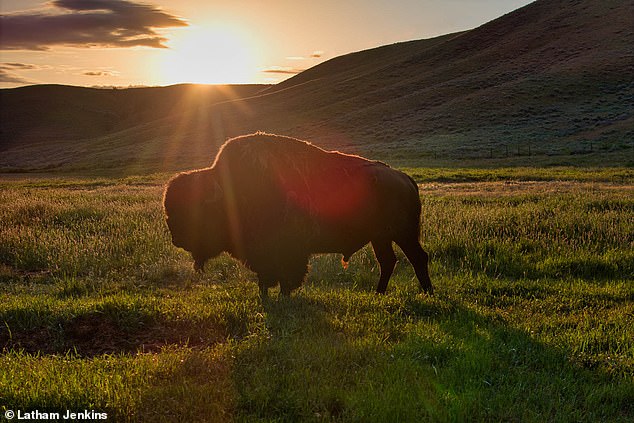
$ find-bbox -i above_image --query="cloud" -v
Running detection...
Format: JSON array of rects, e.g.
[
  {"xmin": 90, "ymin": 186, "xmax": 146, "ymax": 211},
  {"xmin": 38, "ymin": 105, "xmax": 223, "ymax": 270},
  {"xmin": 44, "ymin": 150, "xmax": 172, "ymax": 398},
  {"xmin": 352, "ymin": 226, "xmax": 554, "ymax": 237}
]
[
  {"xmin": 0, "ymin": 63, "xmax": 36, "ymax": 84},
  {"xmin": 263, "ymin": 51, "xmax": 325, "ymax": 77},
  {"xmin": 0, "ymin": 0, "xmax": 187, "ymax": 50},
  {"xmin": 285, "ymin": 51, "xmax": 325, "ymax": 61},
  {"xmin": 262, "ymin": 66, "xmax": 305, "ymax": 75},
  {"xmin": 83, "ymin": 70, "xmax": 118, "ymax": 77},
  {"xmin": 2, "ymin": 62, "xmax": 38, "ymax": 70},
  {"xmin": 0, "ymin": 70, "xmax": 31, "ymax": 84}
]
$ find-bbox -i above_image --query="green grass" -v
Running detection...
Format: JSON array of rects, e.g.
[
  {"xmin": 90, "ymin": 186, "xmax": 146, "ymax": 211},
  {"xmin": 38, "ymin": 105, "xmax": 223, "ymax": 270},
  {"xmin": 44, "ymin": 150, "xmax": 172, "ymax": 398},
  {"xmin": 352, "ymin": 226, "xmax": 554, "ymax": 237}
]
[
  {"xmin": 1, "ymin": 170, "xmax": 632, "ymax": 422},
  {"xmin": 402, "ymin": 166, "xmax": 633, "ymax": 183}
]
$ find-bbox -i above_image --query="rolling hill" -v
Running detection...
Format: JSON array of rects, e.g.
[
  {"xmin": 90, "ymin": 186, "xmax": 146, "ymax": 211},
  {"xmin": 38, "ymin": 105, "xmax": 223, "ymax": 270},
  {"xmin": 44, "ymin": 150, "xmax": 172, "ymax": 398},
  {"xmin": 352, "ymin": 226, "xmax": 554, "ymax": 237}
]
[
  {"xmin": 0, "ymin": 84, "xmax": 268, "ymax": 150},
  {"xmin": 1, "ymin": 0, "xmax": 632, "ymax": 173}
]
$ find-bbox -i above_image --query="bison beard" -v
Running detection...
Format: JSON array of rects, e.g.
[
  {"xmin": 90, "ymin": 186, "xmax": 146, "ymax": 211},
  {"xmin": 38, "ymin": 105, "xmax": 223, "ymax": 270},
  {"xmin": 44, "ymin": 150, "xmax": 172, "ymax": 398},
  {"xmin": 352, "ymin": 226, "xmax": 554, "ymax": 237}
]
[{"xmin": 163, "ymin": 133, "xmax": 433, "ymax": 297}]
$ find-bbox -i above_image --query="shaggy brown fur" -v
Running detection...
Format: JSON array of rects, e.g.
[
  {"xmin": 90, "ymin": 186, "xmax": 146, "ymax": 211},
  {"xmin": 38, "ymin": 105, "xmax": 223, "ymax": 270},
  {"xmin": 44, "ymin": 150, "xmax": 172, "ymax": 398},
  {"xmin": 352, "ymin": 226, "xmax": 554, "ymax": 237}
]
[{"xmin": 164, "ymin": 133, "xmax": 432, "ymax": 297}]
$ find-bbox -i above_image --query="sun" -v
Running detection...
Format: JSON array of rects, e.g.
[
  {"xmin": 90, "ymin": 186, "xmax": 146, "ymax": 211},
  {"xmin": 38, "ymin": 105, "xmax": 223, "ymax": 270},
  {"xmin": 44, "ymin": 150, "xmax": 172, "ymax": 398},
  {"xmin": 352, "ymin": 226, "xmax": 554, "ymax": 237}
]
[{"xmin": 157, "ymin": 23, "xmax": 259, "ymax": 85}]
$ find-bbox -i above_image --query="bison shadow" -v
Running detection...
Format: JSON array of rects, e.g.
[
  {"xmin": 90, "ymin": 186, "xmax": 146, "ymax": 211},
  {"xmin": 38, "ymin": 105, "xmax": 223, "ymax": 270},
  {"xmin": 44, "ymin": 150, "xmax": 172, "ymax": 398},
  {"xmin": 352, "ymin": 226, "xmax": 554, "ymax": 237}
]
[
  {"xmin": 1, "ymin": 285, "xmax": 630, "ymax": 421},
  {"xmin": 234, "ymin": 291, "xmax": 632, "ymax": 421}
]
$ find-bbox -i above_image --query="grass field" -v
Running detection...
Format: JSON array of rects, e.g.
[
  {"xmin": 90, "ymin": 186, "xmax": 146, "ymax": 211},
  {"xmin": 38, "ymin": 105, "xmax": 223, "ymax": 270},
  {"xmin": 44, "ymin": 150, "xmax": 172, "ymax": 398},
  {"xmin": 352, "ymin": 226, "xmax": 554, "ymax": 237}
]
[{"xmin": 1, "ymin": 168, "xmax": 632, "ymax": 422}]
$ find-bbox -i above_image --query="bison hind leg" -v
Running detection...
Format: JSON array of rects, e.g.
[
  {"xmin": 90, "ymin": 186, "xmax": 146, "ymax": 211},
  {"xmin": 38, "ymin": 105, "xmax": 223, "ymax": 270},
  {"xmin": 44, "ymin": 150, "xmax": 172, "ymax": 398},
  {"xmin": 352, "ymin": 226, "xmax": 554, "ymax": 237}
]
[
  {"xmin": 371, "ymin": 240, "xmax": 397, "ymax": 294},
  {"xmin": 395, "ymin": 237, "xmax": 433, "ymax": 295}
]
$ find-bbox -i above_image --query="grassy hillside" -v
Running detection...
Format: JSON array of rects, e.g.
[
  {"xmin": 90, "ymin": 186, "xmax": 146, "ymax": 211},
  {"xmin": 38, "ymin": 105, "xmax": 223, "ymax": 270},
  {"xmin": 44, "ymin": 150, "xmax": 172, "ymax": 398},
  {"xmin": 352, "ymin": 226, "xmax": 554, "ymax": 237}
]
[
  {"xmin": 0, "ymin": 84, "xmax": 268, "ymax": 149},
  {"xmin": 1, "ymin": 0, "xmax": 632, "ymax": 173},
  {"xmin": 0, "ymin": 84, "xmax": 272, "ymax": 174},
  {"xmin": 1, "ymin": 170, "xmax": 632, "ymax": 421},
  {"xmin": 226, "ymin": 0, "xmax": 633, "ymax": 162}
]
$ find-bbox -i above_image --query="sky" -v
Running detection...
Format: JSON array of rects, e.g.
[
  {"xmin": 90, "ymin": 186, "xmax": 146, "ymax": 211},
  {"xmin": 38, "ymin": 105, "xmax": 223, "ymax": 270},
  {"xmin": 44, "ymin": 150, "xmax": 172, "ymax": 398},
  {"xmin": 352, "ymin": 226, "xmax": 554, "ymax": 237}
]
[{"xmin": 0, "ymin": 0, "xmax": 534, "ymax": 88}]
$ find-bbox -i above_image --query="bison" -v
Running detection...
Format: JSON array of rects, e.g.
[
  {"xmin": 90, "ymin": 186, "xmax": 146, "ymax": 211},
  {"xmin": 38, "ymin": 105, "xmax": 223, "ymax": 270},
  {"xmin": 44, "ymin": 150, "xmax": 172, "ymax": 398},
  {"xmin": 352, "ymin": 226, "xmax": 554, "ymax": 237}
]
[{"xmin": 163, "ymin": 133, "xmax": 433, "ymax": 297}]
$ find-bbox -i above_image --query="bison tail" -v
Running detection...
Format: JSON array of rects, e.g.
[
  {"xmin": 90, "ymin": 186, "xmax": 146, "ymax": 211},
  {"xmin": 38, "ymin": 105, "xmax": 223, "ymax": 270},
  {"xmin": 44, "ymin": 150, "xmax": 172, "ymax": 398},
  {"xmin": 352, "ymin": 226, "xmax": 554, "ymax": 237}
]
[{"xmin": 341, "ymin": 256, "xmax": 350, "ymax": 270}]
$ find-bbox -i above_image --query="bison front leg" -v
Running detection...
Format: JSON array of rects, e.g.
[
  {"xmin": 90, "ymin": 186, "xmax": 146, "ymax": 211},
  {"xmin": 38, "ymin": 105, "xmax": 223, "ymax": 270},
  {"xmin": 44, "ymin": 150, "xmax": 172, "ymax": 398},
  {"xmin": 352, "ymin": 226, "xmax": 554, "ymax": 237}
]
[
  {"xmin": 278, "ymin": 255, "xmax": 309, "ymax": 297},
  {"xmin": 193, "ymin": 255, "xmax": 207, "ymax": 273},
  {"xmin": 257, "ymin": 276, "xmax": 274, "ymax": 300},
  {"xmin": 279, "ymin": 275, "xmax": 305, "ymax": 296},
  {"xmin": 259, "ymin": 284, "xmax": 269, "ymax": 300},
  {"xmin": 371, "ymin": 240, "xmax": 397, "ymax": 294},
  {"xmin": 279, "ymin": 282, "xmax": 292, "ymax": 297}
]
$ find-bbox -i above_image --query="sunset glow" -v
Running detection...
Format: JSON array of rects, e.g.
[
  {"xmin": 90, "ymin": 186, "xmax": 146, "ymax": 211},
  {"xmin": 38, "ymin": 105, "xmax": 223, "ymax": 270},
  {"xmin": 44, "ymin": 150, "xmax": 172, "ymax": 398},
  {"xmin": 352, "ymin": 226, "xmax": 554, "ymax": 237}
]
[
  {"xmin": 156, "ymin": 24, "xmax": 260, "ymax": 85},
  {"xmin": 0, "ymin": 0, "xmax": 534, "ymax": 88}
]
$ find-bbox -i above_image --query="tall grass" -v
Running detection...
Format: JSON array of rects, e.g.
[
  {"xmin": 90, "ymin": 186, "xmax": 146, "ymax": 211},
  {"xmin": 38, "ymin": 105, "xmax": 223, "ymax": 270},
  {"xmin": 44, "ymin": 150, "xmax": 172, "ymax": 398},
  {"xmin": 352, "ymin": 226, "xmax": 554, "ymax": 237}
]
[
  {"xmin": 1, "ymin": 172, "xmax": 632, "ymax": 422},
  {"xmin": 0, "ymin": 180, "xmax": 185, "ymax": 283},
  {"xmin": 420, "ymin": 190, "xmax": 633, "ymax": 281}
]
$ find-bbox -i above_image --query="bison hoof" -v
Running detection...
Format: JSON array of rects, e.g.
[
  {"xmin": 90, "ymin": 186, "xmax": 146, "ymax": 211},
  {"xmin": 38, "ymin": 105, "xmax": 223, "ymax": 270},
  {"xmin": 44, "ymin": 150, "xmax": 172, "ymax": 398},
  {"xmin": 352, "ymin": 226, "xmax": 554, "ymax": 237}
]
[
  {"xmin": 193, "ymin": 260, "xmax": 205, "ymax": 273},
  {"xmin": 280, "ymin": 286, "xmax": 292, "ymax": 297},
  {"xmin": 259, "ymin": 286, "xmax": 269, "ymax": 300},
  {"xmin": 420, "ymin": 286, "xmax": 434, "ymax": 296}
]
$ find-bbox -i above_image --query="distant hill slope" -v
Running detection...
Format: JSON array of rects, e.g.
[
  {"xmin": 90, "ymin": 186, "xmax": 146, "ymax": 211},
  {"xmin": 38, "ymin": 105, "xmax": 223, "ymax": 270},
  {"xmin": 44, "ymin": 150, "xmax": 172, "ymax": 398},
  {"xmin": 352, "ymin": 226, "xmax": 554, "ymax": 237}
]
[
  {"xmin": 0, "ymin": 84, "xmax": 267, "ymax": 150},
  {"xmin": 220, "ymin": 0, "xmax": 633, "ymax": 163},
  {"xmin": 1, "ymin": 0, "xmax": 632, "ymax": 173},
  {"xmin": 0, "ymin": 84, "xmax": 269, "ymax": 172}
]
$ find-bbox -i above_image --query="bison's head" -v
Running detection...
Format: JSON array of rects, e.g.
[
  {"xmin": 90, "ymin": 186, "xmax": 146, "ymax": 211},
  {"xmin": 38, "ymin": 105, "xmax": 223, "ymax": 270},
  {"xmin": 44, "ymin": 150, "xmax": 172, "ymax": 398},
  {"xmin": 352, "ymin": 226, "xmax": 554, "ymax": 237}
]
[{"xmin": 163, "ymin": 170, "xmax": 227, "ymax": 270}]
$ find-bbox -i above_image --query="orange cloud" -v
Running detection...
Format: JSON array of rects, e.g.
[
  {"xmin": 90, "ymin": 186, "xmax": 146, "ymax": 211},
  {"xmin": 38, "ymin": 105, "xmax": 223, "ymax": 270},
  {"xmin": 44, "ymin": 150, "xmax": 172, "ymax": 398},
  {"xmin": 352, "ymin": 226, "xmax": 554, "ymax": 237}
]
[
  {"xmin": 262, "ymin": 66, "xmax": 305, "ymax": 75},
  {"xmin": 0, "ymin": 0, "xmax": 187, "ymax": 50}
]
